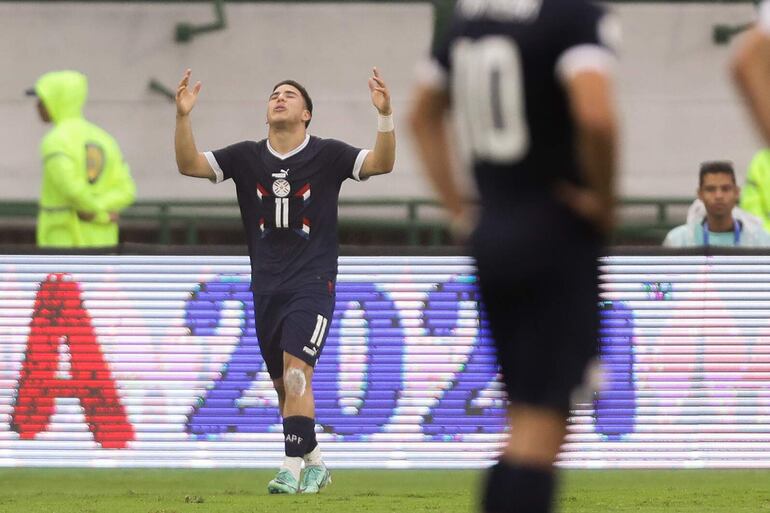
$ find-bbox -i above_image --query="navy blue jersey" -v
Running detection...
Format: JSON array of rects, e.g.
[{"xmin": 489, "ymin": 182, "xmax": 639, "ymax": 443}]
[
  {"xmin": 425, "ymin": 0, "xmax": 616, "ymax": 208},
  {"xmin": 205, "ymin": 135, "xmax": 368, "ymax": 293}
]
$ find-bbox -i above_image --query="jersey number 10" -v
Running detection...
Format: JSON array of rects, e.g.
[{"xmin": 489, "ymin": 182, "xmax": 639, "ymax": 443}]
[{"xmin": 451, "ymin": 36, "xmax": 530, "ymax": 164}]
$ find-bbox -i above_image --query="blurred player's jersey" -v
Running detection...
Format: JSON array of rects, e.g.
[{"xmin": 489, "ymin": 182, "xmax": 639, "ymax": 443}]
[
  {"xmin": 421, "ymin": 0, "xmax": 618, "ymax": 208},
  {"xmin": 419, "ymin": 0, "xmax": 617, "ymax": 411},
  {"xmin": 205, "ymin": 135, "xmax": 368, "ymax": 293}
]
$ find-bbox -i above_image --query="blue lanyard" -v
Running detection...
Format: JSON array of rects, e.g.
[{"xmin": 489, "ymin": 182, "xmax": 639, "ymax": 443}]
[{"xmin": 702, "ymin": 219, "xmax": 741, "ymax": 246}]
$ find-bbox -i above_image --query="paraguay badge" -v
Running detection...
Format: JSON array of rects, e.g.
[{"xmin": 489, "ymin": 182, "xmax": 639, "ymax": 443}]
[{"xmin": 272, "ymin": 178, "xmax": 291, "ymax": 198}]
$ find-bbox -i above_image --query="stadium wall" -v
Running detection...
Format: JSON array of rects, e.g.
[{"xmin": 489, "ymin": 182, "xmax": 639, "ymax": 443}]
[
  {"xmin": 2, "ymin": 253, "xmax": 770, "ymax": 469},
  {"xmin": 0, "ymin": 2, "xmax": 764, "ymax": 202}
]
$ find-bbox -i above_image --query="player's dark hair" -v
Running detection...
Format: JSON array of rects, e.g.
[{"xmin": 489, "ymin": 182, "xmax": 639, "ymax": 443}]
[
  {"xmin": 272, "ymin": 79, "xmax": 313, "ymax": 128},
  {"xmin": 699, "ymin": 161, "xmax": 736, "ymax": 187}
]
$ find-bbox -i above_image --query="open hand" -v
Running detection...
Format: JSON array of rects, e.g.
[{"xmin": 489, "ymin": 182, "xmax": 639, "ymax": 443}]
[
  {"xmin": 368, "ymin": 67, "xmax": 391, "ymax": 115},
  {"xmin": 176, "ymin": 68, "xmax": 202, "ymax": 117}
]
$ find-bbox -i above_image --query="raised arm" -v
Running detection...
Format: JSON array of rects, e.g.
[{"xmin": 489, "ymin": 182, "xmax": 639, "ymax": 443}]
[
  {"xmin": 360, "ymin": 67, "xmax": 396, "ymax": 179},
  {"xmin": 175, "ymin": 69, "xmax": 215, "ymax": 179}
]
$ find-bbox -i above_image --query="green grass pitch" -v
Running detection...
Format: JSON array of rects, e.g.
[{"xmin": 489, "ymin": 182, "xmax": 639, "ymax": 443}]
[{"xmin": 0, "ymin": 468, "xmax": 768, "ymax": 513}]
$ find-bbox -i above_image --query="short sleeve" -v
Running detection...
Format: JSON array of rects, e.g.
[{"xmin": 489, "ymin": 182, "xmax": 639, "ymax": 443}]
[
  {"xmin": 323, "ymin": 139, "xmax": 369, "ymax": 183},
  {"xmin": 759, "ymin": 0, "xmax": 770, "ymax": 35},
  {"xmin": 415, "ymin": 9, "xmax": 460, "ymax": 91},
  {"xmin": 325, "ymin": 139, "xmax": 370, "ymax": 183},
  {"xmin": 554, "ymin": 3, "xmax": 620, "ymax": 84},
  {"xmin": 204, "ymin": 141, "xmax": 250, "ymax": 184}
]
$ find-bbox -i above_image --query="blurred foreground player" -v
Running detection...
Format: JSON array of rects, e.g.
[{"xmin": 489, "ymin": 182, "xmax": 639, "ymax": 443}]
[
  {"xmin": 409, "ymin": 0, "xmax": 619, "ymax": 511},
  {"xmin": 174, "ymin": 69, "xmax": 395, "ymax": 493}
]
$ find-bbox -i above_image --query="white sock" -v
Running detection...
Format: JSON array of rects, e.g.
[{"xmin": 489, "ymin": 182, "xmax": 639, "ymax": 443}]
[
  {"xmin": 281, "ymin": 456, "xmax": 303, "ymax": 481},
  {"xmin": 304, "ymin": 445, "xmax": 324, "ymax": 467}
]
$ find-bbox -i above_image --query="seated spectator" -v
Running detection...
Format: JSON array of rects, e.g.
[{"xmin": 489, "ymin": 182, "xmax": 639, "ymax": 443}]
[
  {"xmin": 740, "ymin": 149, "xmax": 770, "ymax": 232},
  {"xmin": 664, "ymin": 161, "xmax": 770, "ymax": 247}
]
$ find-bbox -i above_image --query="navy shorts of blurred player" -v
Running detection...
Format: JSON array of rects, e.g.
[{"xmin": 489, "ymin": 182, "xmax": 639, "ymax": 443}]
[
  {"xmin": 473, "ymin": 198, "xmax": 601, "ymax": 413},
  {"xmin": 253, "ymin": 280, "xmax": 336, "ymax": 379}
]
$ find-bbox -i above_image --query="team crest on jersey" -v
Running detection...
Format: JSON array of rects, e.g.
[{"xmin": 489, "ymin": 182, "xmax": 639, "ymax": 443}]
[
  {"xmin": 85, "ymin": 143, "xmax": 105, "ymax": 183},
  {"xmin": 272, "ymin": 178, "xmax": 291, "ymax": 198}
]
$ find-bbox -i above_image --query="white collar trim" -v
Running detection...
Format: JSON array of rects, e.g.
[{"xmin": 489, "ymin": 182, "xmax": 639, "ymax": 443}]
[{"xmin": 267, "ymin": 134, "xmax": 310, "ymax": 160}]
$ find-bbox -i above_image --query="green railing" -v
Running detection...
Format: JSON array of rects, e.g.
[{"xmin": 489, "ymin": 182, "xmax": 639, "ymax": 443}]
[
  {"xmin": 614, "ymin": 196, "xmax": 693, "ymax": 242},
  {"xmin": 0, "ymin": 197, "xmax": 695, "ymax": 245}
]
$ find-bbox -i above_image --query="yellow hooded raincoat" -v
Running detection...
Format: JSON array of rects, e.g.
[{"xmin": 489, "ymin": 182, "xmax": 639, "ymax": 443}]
[{"xmin": 35, "ymin": 70, "xmax": 135, "ymax": 247}]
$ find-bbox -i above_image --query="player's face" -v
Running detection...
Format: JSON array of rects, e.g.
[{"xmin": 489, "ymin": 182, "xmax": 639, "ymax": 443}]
[
  {"xmin": 267, "ymin": 85, "xmax": 310, "ymax": 128},
  {"xmin": 698, "ymin": 172, "xmax": 739, "ymax": 218}
]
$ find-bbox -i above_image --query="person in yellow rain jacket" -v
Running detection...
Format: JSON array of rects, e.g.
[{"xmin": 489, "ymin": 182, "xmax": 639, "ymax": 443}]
[
  {"xmin": 27, "ymin": 70, "xmax": 135, "ymax": 247},
  {"xmin": 740, "ymin": 149, "xmax": 770, "ymax": 233}
]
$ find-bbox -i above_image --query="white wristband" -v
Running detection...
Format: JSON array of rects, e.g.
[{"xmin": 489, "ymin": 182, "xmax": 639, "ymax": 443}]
[{"xmin": 377, "ymin": 113, "xmax": 394, "ymax": 132}]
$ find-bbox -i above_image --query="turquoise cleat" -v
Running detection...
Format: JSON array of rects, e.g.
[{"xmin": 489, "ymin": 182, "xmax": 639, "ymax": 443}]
[
  {"xmin": 267, "ymin": 469, "xmax": 300, "ymax": 494},
  {"xmin": 300, "ymin": 465, "xmax": 332, "ymax": 494}
]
